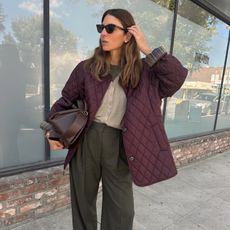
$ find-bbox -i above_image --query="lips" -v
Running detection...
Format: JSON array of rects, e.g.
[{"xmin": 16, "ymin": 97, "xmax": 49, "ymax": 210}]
[{"xmin": 101, "ymin": 40, "xmax": 108, "ymax": 45}]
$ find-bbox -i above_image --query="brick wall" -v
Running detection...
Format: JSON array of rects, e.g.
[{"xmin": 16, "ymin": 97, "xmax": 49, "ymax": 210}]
[
  {"xmin": 0, "ymin": 168, "xmax": 70, "ymax": 229},
  {"xmin": 1, "ymin": 131, "xmax": 230, "ymax": 229},
  {"xmin": 171, "ymin": 131, "xmax": 230, "ymax": 167}
]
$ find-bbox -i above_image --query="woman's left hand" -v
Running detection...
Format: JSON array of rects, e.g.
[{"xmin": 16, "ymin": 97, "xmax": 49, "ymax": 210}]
[{"xmin": 127, "ymin": 25, "xmax": 152, "ymax": 55}]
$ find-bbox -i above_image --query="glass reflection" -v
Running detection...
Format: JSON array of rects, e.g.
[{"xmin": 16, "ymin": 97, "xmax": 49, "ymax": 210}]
[
  {"xmin": 216, "ymin": 37, "xmax": 230, "ymax": 130},
  {"xmin": 165, "ymin": 0, "xmax": 229, "ymax": 138},
  {"xmin": 0, "ymin": 1, "xmax": 44, "ymax": 168}
]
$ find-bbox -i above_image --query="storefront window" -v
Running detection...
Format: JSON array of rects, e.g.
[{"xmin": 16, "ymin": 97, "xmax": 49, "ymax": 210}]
[
  {"xmin": 0, "ymin": 0, "xmax": 44, "ymax": 168},
  {"xmin": 49, "ymin": 0, "xmax": 175, "ymax": 159},
  {"xmin": 216, "ymin": 37, "xmax": 230, "ymax": 130},
  {"xmin": 165, "ymin": 0, "xmax": 229, "ymax": 139}
]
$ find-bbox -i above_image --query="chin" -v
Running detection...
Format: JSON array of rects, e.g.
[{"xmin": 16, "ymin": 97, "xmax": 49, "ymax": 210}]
[{"xmin": 101, "ymin": 46, "xmax": 111, "ymax": 51}]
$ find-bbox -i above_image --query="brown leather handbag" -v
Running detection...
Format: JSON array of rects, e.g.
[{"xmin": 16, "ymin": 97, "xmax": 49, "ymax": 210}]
[{"xmin": 40, "ymin": 100, "xmax": 88, "ymax": 148}]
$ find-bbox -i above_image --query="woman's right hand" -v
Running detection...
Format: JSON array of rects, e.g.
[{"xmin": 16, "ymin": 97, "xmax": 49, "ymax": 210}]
[
  {"xmin": 47, "ymin": 139, "xmax": 64, "ymax": 150},
  {"xmin": 127, "ymin": 25, "xmax": 152, "ymax": 55}
]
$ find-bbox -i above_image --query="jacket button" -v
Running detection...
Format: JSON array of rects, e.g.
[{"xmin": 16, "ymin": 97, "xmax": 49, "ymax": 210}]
[
  {"xmin": 122, "ymin": 127, "xmax": 127, "ymax": 132},
  {"xmin": 129, "ymin": 156, "xmax": 134, "ymax": 161}
]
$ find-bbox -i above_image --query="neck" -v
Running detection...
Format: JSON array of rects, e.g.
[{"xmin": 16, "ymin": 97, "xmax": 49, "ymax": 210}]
[{"xmin": 109, "ymin": 50, "xmax": 121, "ymax": 65}]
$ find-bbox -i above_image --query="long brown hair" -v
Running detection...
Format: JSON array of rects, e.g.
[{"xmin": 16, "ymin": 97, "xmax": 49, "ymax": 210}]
[{"xmin": 85, "ymin": 9, "xmax": 142, "ymax": 88}]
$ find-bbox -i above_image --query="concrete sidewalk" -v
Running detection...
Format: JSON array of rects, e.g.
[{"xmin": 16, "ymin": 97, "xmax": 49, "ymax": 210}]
[{"xmin": 12, "ymin": 151, "xmax": 230, "ymax": 230}]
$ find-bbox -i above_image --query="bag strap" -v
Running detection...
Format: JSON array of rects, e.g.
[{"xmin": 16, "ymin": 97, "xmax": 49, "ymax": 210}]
[
  {"xmin": 63, "ymin": 97, "xmax": 87, "ymax": 111},
  {"xmin": 75, "ymin": 100, "xmax": 87, "ymax": 111}
]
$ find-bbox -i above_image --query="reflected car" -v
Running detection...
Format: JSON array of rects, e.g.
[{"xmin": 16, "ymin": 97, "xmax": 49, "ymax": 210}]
[{"xmin": 190, "ymin": 92, "xmax": 218, "ymax": 115}]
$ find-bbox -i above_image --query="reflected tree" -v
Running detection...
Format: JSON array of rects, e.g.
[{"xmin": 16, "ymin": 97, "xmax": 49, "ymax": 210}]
[
  {"xmin": 11, "ymin": 16, "xmax": 43, "ymax": 68},
  {"xmin": 1, "ymin": 12, "xmax": 79, "ymax": 93},
  {"xmin": 49, "ymin": 17, "xmax": 79, "ymax": 87},
  {"xmin": 0, "ymin": 3, "xmax": 5, "ymax": 33},
  {"xmin": 2, "ymin": 33, "xmax": 16, "ymax": 44},
  {"xmin": 10, "ymin": 16, "xmax": 77, "ymax": 68},
  {"xmin": 151, "ymin": 0, "xmax": 175, "ymax": 10},
  {"xmin": 50, "ymin": 18, "xmax": 78, "ymax": 54},
  {"xmin": 178, "ymin": 0, "xmax": 216, "ymax": 28},
  {"xmin": 174, "ymin": 0, "xmax": 217, "ymax": 74}
]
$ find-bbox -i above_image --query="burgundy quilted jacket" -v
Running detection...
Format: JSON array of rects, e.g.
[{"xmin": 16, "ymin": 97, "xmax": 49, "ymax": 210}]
[{"xmin": 49, "ymin": 53, "xmax": 188, "ymax": 186}]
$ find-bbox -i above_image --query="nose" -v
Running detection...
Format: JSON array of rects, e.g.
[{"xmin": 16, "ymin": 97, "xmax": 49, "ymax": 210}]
[{"xmin": 101, "ymin": 27, "xmax": 108, "ymax": 35}]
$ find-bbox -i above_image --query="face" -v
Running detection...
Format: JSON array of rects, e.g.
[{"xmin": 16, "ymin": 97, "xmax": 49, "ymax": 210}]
[{"xmin": 100, "ymin": 14, "xmax": 128, "ymax": 55}]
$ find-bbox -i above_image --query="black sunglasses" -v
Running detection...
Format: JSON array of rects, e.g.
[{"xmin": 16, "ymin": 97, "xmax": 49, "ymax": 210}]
[{"xmin": 96, "ymin": 24, "xmax": 128, "ymax": 34}]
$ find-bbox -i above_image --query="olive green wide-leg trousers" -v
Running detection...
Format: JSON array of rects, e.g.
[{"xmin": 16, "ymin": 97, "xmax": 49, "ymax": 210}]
[{"xmin": 69, "ymin": 122, "xmax": 134, "ymax": 230}]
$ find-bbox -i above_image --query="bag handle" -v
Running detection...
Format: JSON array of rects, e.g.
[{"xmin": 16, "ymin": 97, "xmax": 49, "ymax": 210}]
[
  {"xmin": 63, "ymin": 97, "xmax": 87, "ymax": 111},
  {"xmin": 75, "ymin": 100, "xmax": 87, "ymax": 111}
]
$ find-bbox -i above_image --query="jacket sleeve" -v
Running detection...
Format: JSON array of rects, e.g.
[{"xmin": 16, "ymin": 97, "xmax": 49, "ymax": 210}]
[
  {"xmin": 145, "ymin": 47, "xmax": 188, "ymax": 98},
  {"xmin": 48, "ymin": 61, "xmax": 85, "ymax": 118}
]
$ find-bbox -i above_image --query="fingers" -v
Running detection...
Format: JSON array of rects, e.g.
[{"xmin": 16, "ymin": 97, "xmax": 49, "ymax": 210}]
[
  {"xmin": 127, "ymin": 25, "xmax": 141, "ymax": 36},
  {"xmin": 127, "ymin": 25, "xmax": 145, "ymax": 42},
  {"xmin": 127, "ymin": 25, "xmax": 151, "ymax": 55},
  {"xmin": 48, "ymin": 139, "xmax": 64, "ymax": 150}
]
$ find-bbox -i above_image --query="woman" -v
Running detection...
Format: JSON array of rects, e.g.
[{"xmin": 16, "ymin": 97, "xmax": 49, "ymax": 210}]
[{"xmin": 47, "ymin": 8, "xmax": 188, "ymax": 230}]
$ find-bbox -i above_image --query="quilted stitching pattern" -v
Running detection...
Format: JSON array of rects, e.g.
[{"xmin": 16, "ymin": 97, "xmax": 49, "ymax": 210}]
[
  {"xmin": 123, "ymin": 78, "xmax": 177, "ymax": 186},
  {"xmin": 49, "ymin": 55, "xmax": 188, "ymax": 186}
]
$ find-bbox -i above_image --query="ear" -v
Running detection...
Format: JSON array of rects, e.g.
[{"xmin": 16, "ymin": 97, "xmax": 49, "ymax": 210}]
[{"xmin": 124, "ymin": 32, "xmax": 132, "ymax": 43}]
